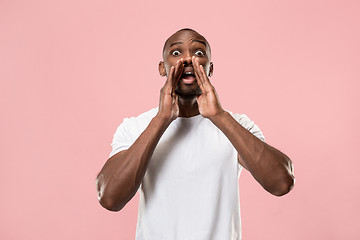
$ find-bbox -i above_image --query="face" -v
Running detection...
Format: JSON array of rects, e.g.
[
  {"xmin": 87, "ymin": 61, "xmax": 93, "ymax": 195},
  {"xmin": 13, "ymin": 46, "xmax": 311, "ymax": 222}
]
[{"xmin": 160, "ymin": 30, "xmax": 213, "ymax": 98}]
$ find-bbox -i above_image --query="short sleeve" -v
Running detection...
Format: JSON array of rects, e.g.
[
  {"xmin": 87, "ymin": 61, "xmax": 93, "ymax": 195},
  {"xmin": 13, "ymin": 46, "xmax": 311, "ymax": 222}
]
[
  {"xmin": 108, "ymin": 108, "xmax": 159, "ymax": 158},
  {"xmin": 109, "ymin": 118, "xmax": 134, "ymax": 158},
  {"xmin": 231, "ymin": 113, "xmax": 266, "ymax": 142}
]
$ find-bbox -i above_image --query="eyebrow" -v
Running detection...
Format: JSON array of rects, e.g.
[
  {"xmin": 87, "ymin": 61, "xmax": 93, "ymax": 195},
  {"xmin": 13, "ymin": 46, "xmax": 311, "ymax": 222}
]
[
  {"xmin": 169, "ymin": 39, "xmax": 207, "ymax": 48},
  {"xmin": 169, "ymin": 42, "xmax": 183, "ymax": 47},
  {"xmin": 191, "ymin": 39, "xmax": 207, "ymax": 47}
]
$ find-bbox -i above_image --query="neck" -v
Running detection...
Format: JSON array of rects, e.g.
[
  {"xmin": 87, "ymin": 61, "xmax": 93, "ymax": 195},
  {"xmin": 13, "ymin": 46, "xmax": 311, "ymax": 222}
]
[{"xmin": 177, "ymin": 96, "xmax": 200, "ymax": 118}]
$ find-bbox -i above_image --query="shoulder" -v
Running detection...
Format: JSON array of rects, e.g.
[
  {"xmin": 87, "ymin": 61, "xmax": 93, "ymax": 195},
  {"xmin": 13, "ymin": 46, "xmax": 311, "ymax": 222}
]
[
  {"xmin": 134, "ymin": 107, "xmax": 159, "ymax": 119},
  {"xmin": 121, "ymin": 107, "xmax": 158, "ymax": 127},
  {"xmin": 114, "ymin": 107, "xmax": 158, "ymax": 137},
  {"xmin": 109, "ymin": 107, "xmax": 158, "ymax": 157},
  {"xmin": 226, "ymin": 110, "xmax": 266, "ymax": 142},
  {"xmin": 227, "ymin": 111, "xmax": 253, "ymax": 129}
]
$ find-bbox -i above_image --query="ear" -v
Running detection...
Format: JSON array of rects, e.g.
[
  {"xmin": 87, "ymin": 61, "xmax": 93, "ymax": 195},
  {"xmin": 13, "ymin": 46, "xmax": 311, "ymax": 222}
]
[
  {"xmin": 158, "ymin": 61, "xmax": 166, "ymax": 76},
  {"xmin": 209, "ymin": 62, "xmax": 214, "ymax": 77}
]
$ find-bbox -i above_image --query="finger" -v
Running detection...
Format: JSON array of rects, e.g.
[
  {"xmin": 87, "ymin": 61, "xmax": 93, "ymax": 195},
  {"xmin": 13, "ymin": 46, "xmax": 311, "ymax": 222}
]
[
  {"xmin": 192, "ymin": 57, "xmax": 204, "ymax": 91},
  {"xmin": 195, "ymin": 74, "xmax": 207, "ymax": 96},
  {"xmin": 172, "ymin": 59, "xmax": 184, "ymax": 93},
  {"xmin": 174, "ymin": 58, "xmax": 184, "ymax": 84},
  {"xmin": 194, "ymin": 57, "xmax": 212, "ymax": 90},
  {"xmin": 173, "ymin": 60, "xmax": 181, "ymax": 84},
  {"xmin": 168, "ymin": 66, "xmax": 175, "ymax": 84},
  {"xmin": 171, "ymin": 59, "xmax": 183, "ymax": 95},
  {"xmin": 193, "ymin": 57, "xmax": 205, "ymax": 84},
  {"xmin": 193, "ymin": 57, "xmax": 207, "ymax": 93},
  {"xmin": 165, "ymin": 66, "xmax": 175, "ymax": 94},
  {"xmin": 171, "ymin": 60, "xmax": 181, "ymax": 93},
  {"xmin": 196, "ymin": 57, "xmax": 209, "ymax": 84},
  {"xmin": 193, "ymin": 58, "xmax": 204, "ymax": 88},
  {"xmin": 199, "ymin": 64, "xmax": 210, "ymax": 84}
]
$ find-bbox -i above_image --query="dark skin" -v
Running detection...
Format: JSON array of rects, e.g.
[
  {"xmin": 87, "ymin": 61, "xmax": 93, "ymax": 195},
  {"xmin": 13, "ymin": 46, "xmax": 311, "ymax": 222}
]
[{"xmin": 96, "ymin": 30, "xmax": 295, "ymax": 211}]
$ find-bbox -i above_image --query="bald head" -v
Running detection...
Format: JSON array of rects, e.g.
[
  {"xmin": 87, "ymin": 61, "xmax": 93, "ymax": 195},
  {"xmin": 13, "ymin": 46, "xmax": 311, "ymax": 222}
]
[{"xmin": 162, "ymin": 28, "xmax": 211, "ymax": 60}]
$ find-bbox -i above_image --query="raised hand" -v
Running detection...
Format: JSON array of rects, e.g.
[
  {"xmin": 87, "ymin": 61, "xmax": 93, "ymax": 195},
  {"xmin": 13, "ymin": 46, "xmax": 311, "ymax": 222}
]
[
  {"xmin": 157, "ymin": 59, "xmax": 184, "ymax": 123},
  {"xmin": 193, "ymin": 56, "xmax": 225, "ymax": 119}
]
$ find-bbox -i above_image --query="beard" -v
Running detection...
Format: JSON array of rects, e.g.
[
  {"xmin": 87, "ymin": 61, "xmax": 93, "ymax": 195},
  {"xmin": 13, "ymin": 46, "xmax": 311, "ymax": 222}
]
[{"xmin": 174, "ymin": 84, "xmax": 202, "ymax": 99}]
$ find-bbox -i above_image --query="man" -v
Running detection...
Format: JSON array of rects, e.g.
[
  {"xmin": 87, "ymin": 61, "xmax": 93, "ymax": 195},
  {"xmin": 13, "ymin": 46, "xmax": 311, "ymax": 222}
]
[{"xmin": 96, "ymin": 28, "xmax": 295, "ymax": 239}]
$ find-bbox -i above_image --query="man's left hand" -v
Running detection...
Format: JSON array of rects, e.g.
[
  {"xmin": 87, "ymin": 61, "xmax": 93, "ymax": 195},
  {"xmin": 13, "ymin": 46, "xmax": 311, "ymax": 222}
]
[{"xmin": 193, "ymin": 56, "xmax": 225, "ymax": 119}]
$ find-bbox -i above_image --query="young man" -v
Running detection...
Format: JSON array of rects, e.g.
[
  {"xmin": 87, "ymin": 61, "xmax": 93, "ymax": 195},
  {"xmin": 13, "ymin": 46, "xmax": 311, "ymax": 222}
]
[{"xmin": 96, "ymin": 28, "xmax": 295, "ymax": 239}]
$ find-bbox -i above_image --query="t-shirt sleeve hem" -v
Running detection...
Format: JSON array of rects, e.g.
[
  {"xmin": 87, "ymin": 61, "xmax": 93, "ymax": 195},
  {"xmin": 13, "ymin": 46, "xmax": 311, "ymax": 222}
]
[{"xmin": 228, "ymin": 111, "xmax": 266, "ymax": 142}]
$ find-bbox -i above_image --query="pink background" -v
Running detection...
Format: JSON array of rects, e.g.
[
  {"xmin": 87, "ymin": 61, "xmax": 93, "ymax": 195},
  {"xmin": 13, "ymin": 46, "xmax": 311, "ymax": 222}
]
[{"xmin": 1, "ymin": 0, "xmax": 359, "ymax": 239}]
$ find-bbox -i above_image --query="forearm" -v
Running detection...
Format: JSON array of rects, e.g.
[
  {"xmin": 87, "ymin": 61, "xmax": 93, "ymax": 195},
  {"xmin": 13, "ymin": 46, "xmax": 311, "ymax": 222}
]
[
  {"xmin": 210, "ymin": 111, "xmax": 295, "ymax": 196},
  {"xmin": 96, "ymin": 115, "xmax": 171, "ymax": 211}
]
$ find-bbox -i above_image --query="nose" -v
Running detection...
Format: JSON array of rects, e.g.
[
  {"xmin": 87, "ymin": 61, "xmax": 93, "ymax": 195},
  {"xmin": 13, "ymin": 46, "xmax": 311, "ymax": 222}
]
[{"xmin": 183, "ymin": 51, "xmax": 192, "ymax": 65}]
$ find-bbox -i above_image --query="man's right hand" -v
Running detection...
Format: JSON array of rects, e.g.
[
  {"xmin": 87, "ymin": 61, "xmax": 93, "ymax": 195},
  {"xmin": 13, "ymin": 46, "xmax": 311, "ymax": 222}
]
[
  {"xmin": 157, "ymin": 59, "xmax": 184, "ymax": 123},
  {"xmin": 96, "ymin": 60, "xmax": 186, "ymax": 212}
]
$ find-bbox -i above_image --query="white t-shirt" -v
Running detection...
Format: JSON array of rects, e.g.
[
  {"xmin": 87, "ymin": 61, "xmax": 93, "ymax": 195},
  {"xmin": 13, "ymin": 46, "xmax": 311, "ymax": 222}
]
[{"xmin": 110, "ymin": 107, "xmax": 265, "ymax": 240}]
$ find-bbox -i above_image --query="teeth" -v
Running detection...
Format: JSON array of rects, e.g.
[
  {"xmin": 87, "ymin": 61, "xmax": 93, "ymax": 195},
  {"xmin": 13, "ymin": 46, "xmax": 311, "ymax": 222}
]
[{"xmin": 185, "ymin": 72, "xmax": 193, "ymax": 75}]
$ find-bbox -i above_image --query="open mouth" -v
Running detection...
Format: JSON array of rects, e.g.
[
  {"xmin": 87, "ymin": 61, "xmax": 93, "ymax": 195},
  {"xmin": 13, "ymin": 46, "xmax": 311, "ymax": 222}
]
[{"xmin": 181, "ymin": 71, "xmax": 196, "ymax": 84}]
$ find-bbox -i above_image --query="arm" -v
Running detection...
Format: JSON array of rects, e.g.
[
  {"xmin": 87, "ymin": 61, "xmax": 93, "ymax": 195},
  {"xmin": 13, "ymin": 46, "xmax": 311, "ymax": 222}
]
[
  {"xmin": 193, "ymin": 57, "xmax": 295, "ymax": 196},
  {"xmin": 210, "ymin": 112, "xmax": 294, "ymax": 196},
  {"xmin": 96, "ymin": 60, "xmax": 184, "ymax": 211}
]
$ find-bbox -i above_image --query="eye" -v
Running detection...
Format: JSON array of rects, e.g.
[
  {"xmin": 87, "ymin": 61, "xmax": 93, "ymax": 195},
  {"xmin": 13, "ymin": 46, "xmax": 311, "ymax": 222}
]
[
  {"xmin": 195, "ymin": 50, "xmax": 205, "ymax": 56},
  {"xmin": 172, "ymin": 50, "xmax": 181, "ymax": 56}
]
